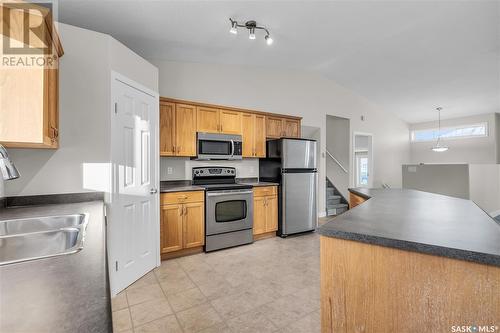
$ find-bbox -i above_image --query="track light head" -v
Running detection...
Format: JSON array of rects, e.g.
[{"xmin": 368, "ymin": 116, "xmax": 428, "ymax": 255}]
[
  {"xmin": 229, "ymin": 20, "xmax": 238, "ymax": 34},
  {"xmin": 249, "ymin": 28, "xmax": 256, "ymax": 40},
  {"xmin": 265, "ymin": 35, "xmax": 273, "ymax": 45}
]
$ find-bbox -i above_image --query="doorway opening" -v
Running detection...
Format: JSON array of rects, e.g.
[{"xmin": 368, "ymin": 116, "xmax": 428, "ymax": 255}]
[{"xmin": 353, "ymin": 133, "xmax": 373, "ymax": 188}]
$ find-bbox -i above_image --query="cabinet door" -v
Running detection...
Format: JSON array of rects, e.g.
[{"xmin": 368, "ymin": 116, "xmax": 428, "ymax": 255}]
[
  {"xmin": 160, "ymin": 101, "xmax": 176, "ymax": 156},
  {"xmin": 265, "ymin": 196, "xmax": 278, "ymax": 232},
  {"xmin": 45, "ymin": 66, "xmax": 59, "ymax": 147},
  {"xmin": 254, "ymin": 114, "xmax": 266, "ymax": 157},
  {"xmin": 241, "ymin": 113, "xmax": 255, "ymax": 157},
  {"xmin": 253, "ymin": 196, "xmax": 267, "ymax": 235},
  {"xmin": 183, "ymin": 202, "xmax": 205, "ymax": 248},
  {"xmin": 219, "ymin": 109, "xmax": 241, "ymax": 134},
  {"xmin": 283, "ymin": 119, "xmax": 300, "ymax": 138},
  {"xmin": 175, "ymin": 104, "xmax": 197, "ymax": 156},
  {"xmin": 266, "ymin": 116, "xmax": 283, "ymax": 138},
  {"xmin": 197, "ymin": 106, "xmax": 220, "ymax": 133},
  {"xmin": 160, "ymin": 204, "xmax": 183, "ymax": 253}
]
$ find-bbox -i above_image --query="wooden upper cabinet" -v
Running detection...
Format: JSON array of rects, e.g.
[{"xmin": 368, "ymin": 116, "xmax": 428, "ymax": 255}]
[
  {"xmin": 254, "ymin": 115, "xmax": 266, "ymax": 157},
  {"xmin": 160, "ymin": 97, "xmax": 301, "ymax": 157},
  {"xmin": 219, "ymin": 109, "xmax": 241, "ymax": 134},
  {"xmin": 283, "ymin": 119, "xmax": 300, "ymax": 137},
  {"xmin": 175, "ymin": 104, "xmax": 197, "ymax": 156},
  {"xmin": 0, "ymin": 3, "xmax": 63, "ymax": 148},
  {"xmin": 160, "ymin": 101, "xmax": 176, "ymax": 156},
  {"xmin": 241, "ymin": 113, "xmax": 255, "ymax": 158},
  {"xmin": 197, "ymin": 107, "xmax": 241, "ymax": 135},
  {"xmin": 266, "ymin": 116, "xmax": 284, "ymax": 138},
  {"xmin": 242, "ymin": 113, "xmax": 266, "ymax": 158},
  {"xmin": 196, "ymin": 106, "xmax": 220, "ymax": 133},
  {"xmin": 266, "ymin": 116, "xmax": 300, "ymax": 139}
]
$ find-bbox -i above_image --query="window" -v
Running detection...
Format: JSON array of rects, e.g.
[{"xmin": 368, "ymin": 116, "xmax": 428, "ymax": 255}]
[
  {"xmin": 355, "ymin": 152, "xmax": 369, "ymax": 187},
  {"xmin": 411, "ymin": 123, "xmax": 488, "ymax": 142}
]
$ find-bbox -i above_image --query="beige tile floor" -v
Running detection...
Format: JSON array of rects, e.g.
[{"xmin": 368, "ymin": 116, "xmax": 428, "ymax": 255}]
[{"xmin": 111, "ymin": 232, "xmax": 320, "ymax": 333}]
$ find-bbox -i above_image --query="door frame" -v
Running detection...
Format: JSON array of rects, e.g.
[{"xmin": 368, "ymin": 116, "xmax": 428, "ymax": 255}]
[
  {"xmin": 352, "ymin": 132, "xmax": 374, "ymax": 188},
  {"xmin": 108, "ymin": 71, "xmax": 160, "ymax": 296}
]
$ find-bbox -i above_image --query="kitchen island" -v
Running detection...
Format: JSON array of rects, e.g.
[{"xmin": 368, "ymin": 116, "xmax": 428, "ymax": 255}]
[{"xmin": 317, "ymin": 188, "xmax": 500, "ymax": 333}]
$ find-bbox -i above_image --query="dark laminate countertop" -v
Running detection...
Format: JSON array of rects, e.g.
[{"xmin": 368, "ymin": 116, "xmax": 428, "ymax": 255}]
[
  {"xmin": 160, "ymin": 179, "xmax": 279, "ymax": 193},
  {"xmin": 160, "ymin": 180, "xmax": 205, "ymax": 193},
  {"xmin": 0, "ymin": 201, "xmax": 111, "ymax": 333},
  {"xmin": 318, "ymin": 188, "xmax": 500, "ymax": 267}
]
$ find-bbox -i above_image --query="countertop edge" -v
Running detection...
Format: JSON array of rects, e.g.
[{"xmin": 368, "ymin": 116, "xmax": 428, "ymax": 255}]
[{"xmin": 318, "ymin": 229, "xmax": 500, "ymax": 267}]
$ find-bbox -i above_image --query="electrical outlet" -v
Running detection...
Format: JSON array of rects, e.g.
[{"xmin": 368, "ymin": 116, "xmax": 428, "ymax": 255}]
[{"xmin": 167, "ymin": 167, "xmax": 173, "ymax": 175}]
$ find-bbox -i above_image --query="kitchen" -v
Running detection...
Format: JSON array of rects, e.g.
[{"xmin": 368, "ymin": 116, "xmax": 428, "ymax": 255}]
[{"xmin": 1, "ymin": 1, "xmax": 499, "ymax": 333}]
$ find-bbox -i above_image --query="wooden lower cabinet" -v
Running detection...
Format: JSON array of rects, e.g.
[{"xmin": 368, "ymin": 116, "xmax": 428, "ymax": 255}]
[
  {"xmin": 349, "ymin": 191, "xmax": 367, "ymax": 209},
  {"xmin": 160, "ymin": 191, "xmax": 204, "ymax": 259},
  {"xmin": 253, "ymin": 186, "xmax": 278, "ymax": 239},
  {"xmin": 160, "ymin": 204, "xmax": 183, "ymax": 253},
  {"xmin": 183, "ymin": 202, "xmax": 205, "ymax": 248}
]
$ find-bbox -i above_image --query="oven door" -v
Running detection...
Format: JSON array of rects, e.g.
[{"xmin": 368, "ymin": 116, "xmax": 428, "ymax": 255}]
[{"xmin": 206, "ymin": 189, "xmax": 253, "ymax": 235}]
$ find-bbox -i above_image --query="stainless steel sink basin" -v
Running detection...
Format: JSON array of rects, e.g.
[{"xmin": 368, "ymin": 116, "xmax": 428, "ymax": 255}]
[
  {"xmin": 0, "ymin": 214, "xmax": 88, "ymax": 266},
  {"xmin": 0, "ymin": 214, "xmax": 87, "ymax": 236}
]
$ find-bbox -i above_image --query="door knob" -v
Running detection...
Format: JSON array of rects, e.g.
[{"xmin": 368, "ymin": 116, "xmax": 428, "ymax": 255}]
[{"xmin": 150, "ymin": 188, "xmax": 158, "ymax": 194}]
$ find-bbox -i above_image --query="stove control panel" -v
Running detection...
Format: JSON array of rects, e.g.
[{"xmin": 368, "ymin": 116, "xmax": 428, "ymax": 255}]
[{"xmin": 192, "ymin": 167, "xmax": 236, "ymax": 178}]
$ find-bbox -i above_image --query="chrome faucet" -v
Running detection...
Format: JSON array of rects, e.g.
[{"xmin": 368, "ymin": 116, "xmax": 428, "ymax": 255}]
[{"xmin": 0, "ymin": 144, "xmax": 20, "ymax": 180}]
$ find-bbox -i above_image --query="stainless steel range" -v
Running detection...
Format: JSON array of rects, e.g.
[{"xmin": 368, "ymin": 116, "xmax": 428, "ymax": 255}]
[{"xmin": 192, "ymin": 167, "xmax": 253, "ymax": 252}]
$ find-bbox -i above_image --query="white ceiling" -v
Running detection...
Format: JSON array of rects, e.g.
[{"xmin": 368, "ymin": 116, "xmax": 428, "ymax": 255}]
[{"xmin": 58, "ymin": 0, "xmax": 500, "ymax": 124}]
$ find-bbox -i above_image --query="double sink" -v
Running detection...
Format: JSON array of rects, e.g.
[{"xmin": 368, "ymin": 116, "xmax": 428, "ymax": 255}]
[{"xmin": 0, "ymin": 213, "xmax": 88, "ymax": 266}]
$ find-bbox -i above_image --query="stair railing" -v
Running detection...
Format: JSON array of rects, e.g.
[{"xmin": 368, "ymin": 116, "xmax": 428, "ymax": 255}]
[{"xmin": 326, "ymin": 149, "xmax": 348, "ymax": 174}]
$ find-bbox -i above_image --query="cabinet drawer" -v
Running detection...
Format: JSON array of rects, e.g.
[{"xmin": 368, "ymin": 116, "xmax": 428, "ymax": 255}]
[
  {"xmin": 161, "ymin": 191, "xmax": 204, "ymax": 205},
  {"xmin": 253, "ymin": 186, "xmax": 277, "ymax": 197}
]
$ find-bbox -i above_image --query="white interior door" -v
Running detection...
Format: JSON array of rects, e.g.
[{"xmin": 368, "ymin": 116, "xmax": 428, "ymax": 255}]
[{"xmin": 110, "ymin": 72, "xmax": 159, "ymax": 295}]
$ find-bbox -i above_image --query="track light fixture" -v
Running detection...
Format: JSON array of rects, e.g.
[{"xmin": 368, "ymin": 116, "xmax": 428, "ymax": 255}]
[{"xmin": 229, "ymin": 18, "xmax": 273, "ymax": 45}]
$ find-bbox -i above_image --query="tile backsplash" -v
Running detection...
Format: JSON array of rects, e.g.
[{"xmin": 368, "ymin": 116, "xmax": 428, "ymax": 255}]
[{"xmin": 160, "ymin": 157, "xmax": 259, "ymax": 181}]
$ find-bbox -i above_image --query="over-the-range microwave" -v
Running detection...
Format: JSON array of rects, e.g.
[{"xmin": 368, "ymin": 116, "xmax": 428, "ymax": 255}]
[{"xmin": 195, "ymin": 132, "xmax": 242, "ymax": 160}]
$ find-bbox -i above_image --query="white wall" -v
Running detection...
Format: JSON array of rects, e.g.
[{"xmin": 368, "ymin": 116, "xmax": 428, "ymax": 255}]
[
  {"xmin": 496, "ymin": 113, "xmax": 500, "ymax": 163},
  {"xmin": 469, "ymin": 164, "xmax": 500, "ymax": 215},
  {"xmin": 410, "ymin": 113, "xmax": 498, "ymax": 164},
  {"xmin": 4, "ymin": 23, "xmax": 158, "ymax": 196},
  {"xmin": 152, "ymin": 60, "xmax": 411, "ymax": 213}
]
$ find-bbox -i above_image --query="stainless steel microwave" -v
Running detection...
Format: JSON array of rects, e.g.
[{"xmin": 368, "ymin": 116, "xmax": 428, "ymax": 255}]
[{"xmin": 196, "ymin": 133, "xmax": 242, "ymax": 160}]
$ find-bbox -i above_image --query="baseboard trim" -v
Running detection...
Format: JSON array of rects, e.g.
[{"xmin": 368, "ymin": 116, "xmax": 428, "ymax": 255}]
[
  {"xmin": 253, "ymin": 231, "xmax": 276, "ymax": 241},
  {"xmin": 160, "ymin": 246, "xmax": 203, "ymax": 260}
]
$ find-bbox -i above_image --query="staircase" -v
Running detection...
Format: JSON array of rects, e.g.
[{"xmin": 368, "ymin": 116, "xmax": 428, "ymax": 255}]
[{"xmin": 326, "ymin": 178, "xmax": 349, "ymax": 217}]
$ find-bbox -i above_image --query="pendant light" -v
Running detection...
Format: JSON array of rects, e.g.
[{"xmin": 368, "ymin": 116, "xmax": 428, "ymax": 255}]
[{"xmin": 431, "ymin": 107, "xmax": 449, "ymax": 152}]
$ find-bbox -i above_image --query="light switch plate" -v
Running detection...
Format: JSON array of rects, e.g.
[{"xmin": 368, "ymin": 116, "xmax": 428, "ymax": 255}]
[{"xmin": 167, "ymin": 167, "xmax": 173, "ymax": 175}]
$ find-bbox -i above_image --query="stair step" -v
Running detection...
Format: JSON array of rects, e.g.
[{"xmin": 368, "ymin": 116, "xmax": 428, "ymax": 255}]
[
  {"xmin": 327, "ymin": 203, "xmax": 348, "ymax": 209},
  {"xmin": 327, "ymin": 195, "xmax": 341, "ymax": 200},
  {"xmin": 327, "ymin": 206, "xmax": 348, "ymax": 216},
  {"xmin": 327, "ymin": 198, "xmax": 341, "ymax": 205}
]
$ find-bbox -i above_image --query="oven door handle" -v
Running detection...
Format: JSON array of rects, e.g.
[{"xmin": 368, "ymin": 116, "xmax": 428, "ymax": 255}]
[{"xmin": 206, "ymin": 190, "xmax": 253, "ymax": 197}]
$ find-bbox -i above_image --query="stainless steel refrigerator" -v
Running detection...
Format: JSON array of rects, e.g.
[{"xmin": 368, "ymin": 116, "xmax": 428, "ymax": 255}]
[{"xmin": 259, "ymin": 138, "xmax": 317, "ymax": 237}]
